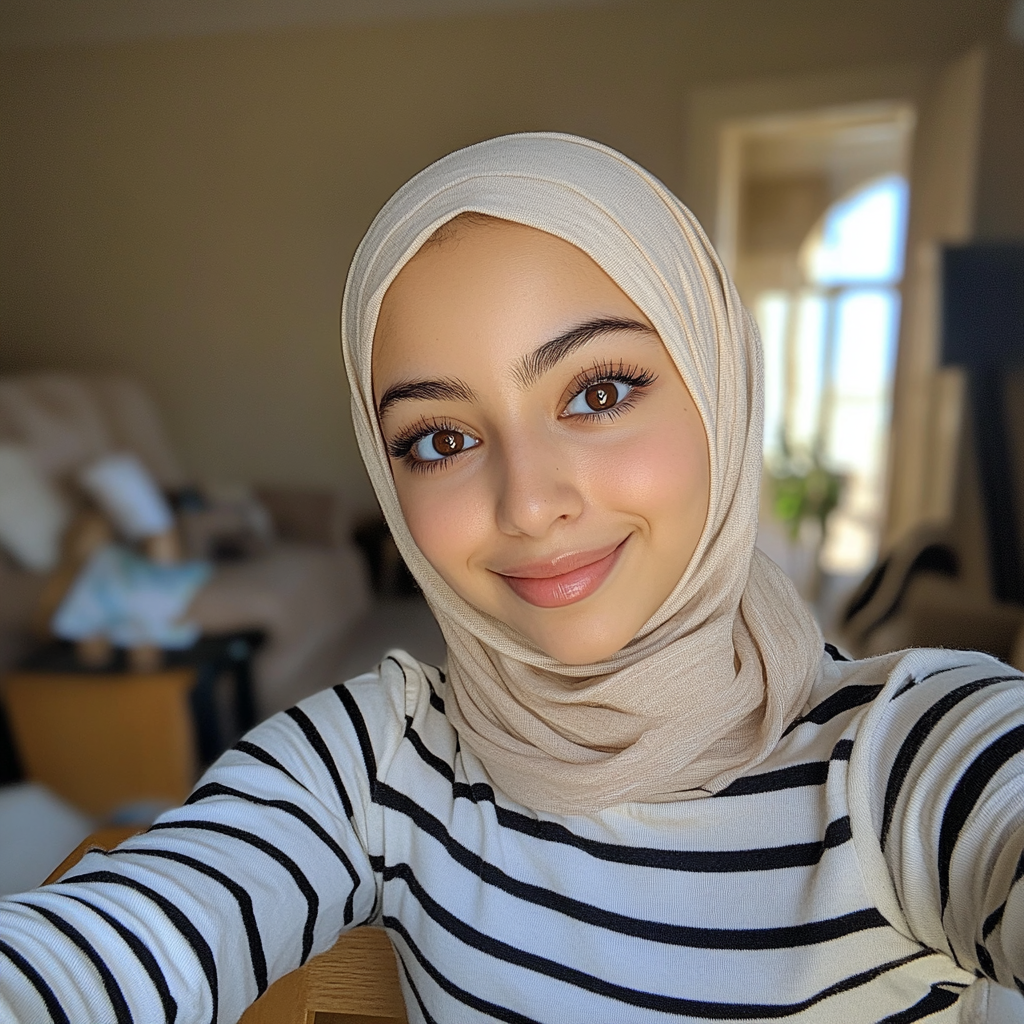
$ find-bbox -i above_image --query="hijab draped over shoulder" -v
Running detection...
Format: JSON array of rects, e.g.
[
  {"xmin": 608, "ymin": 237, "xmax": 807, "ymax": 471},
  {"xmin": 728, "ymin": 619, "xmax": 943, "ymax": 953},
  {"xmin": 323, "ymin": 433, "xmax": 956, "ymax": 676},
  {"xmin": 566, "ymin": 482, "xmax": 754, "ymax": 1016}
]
[{"xmin": 341, "ymin": 132, "xmax": 824, "ymax": 813}]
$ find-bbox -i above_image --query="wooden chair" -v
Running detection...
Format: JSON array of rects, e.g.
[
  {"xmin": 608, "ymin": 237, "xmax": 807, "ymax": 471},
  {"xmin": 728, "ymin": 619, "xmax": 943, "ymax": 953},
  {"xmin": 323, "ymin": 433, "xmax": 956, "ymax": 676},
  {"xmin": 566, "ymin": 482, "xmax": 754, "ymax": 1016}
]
[
  {"xmin": 2, "ymin": 668, "xmax": 197, "ymax": 817},
  {"xmin": 47, "ymin": 828, "xmax": 409, "ymax": 1024}
]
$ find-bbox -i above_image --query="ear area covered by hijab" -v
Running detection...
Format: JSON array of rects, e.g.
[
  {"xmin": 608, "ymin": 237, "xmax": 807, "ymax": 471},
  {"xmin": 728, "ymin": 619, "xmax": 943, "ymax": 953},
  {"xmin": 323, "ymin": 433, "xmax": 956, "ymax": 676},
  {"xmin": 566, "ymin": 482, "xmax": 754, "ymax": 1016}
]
[{"xmin": 341, "ymin": 132, "xmax": 824, "ymax": 813}]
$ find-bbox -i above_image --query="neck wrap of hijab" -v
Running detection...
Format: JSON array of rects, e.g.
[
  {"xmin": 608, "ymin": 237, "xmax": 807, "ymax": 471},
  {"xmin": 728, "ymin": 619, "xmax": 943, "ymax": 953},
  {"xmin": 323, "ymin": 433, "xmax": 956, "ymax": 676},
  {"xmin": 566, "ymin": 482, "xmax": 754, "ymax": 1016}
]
[{"xmin": 342, "ymin": 132, "xmax": 824, "ymax": 813}]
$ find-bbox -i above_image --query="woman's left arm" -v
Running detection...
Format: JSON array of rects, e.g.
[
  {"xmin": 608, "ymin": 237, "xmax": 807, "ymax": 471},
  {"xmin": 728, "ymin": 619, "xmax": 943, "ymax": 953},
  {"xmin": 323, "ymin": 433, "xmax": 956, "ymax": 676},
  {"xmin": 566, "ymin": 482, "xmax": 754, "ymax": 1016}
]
[{"xmin": 858, "ymin": 652, "xmax": 1024, "ymax": 991}]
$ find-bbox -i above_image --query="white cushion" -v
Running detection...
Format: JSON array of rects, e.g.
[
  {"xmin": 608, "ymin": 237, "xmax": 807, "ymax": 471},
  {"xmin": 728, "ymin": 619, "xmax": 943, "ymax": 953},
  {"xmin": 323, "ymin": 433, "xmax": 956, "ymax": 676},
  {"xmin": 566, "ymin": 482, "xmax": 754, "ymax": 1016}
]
[
  {"xmin": 78, "ymin": 453, "xmax": 174, "ymax": 540},
  {"xmin": 0, "ymin": 444, "xmax": 69, "ymax": 572},
  {"xmin": 0, "ymin": 783, "xmax": 93, "ymax": 895}
]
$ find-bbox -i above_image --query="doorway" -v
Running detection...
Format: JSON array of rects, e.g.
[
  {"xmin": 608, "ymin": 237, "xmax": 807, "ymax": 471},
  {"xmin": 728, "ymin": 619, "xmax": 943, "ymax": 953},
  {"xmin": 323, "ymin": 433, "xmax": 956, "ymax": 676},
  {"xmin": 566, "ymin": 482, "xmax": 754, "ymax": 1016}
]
[{"xmin": 717, "ymin": 104, "xmax": 915, "ymax": 611}]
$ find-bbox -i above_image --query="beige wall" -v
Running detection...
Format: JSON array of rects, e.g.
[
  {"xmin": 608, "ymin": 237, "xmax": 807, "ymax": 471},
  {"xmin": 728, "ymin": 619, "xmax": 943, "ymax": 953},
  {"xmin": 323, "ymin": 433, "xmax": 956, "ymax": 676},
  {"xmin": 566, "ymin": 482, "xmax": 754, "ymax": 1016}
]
[
  {"xmin": 974, "ymin": 37, "xmax": 1024, "ymax": 241},
  {"xmin": 0, "ymin": 0, "xmax": 1011, "ymax": 512}
]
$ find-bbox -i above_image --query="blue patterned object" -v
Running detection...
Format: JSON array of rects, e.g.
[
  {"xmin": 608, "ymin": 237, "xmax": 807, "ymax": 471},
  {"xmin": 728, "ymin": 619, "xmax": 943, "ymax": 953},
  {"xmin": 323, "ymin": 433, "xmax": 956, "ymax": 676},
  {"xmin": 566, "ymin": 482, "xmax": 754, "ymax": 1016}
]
[{"xmin": 52, "ymin": 544, "xmax": 211, "ymax": 649}]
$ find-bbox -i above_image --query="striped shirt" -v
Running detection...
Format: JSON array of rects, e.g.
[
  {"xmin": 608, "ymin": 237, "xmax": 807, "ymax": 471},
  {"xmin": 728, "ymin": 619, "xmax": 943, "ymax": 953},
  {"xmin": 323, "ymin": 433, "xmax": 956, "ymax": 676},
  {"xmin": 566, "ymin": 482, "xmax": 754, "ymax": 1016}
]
[{"xmin": 2, "ymin": 644, "xmax": 1024, "ymax": 1023}]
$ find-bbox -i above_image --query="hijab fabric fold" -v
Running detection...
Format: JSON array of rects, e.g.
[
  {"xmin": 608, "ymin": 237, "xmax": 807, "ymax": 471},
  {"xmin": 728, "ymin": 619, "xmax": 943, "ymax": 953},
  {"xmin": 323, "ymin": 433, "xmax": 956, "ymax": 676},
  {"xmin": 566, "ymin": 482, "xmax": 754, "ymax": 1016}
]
[{"xmin": 342, "ymin": 133, "xmax": 824, "ymax": 813}]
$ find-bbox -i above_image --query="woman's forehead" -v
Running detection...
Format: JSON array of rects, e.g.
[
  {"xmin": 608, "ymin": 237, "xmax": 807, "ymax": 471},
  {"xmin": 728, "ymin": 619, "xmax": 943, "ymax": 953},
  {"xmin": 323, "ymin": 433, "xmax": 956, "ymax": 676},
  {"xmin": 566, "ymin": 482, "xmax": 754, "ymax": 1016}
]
[{"xmin": 371, "ymin": 217, "xmax": 654, "ymax": 374}]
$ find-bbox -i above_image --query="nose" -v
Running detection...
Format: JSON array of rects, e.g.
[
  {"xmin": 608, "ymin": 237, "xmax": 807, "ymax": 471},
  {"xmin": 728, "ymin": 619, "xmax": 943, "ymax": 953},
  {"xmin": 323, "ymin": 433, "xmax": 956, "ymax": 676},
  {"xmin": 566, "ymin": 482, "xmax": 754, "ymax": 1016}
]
[{"xmin": 492, "ymin": 426, "xmax": 585, "ymax": 538}]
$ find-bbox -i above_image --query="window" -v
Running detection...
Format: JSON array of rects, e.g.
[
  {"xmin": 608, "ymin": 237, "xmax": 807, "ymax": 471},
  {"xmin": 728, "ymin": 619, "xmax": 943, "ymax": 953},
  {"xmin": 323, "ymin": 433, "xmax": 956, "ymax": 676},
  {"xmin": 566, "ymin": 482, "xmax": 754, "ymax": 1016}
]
[{"xmin": 758, "ymin": 175, "xmax": 909, "ymax": 574}]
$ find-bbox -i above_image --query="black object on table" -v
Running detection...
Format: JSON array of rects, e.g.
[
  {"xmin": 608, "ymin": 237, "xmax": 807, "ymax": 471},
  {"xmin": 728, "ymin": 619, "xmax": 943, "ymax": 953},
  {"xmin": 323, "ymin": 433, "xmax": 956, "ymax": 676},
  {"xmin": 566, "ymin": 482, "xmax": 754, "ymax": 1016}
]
[{"xmin": 11, "ymin": 630, "xmax": 266, "ymax": 768}]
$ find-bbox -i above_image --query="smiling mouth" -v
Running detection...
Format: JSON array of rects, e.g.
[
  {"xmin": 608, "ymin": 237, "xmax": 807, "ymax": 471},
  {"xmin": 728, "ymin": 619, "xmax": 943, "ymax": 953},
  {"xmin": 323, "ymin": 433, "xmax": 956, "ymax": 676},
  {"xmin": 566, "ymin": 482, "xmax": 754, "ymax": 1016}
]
[{"xmin": 496, "ymin": 538, "xmax": 628, "ymax": 608}]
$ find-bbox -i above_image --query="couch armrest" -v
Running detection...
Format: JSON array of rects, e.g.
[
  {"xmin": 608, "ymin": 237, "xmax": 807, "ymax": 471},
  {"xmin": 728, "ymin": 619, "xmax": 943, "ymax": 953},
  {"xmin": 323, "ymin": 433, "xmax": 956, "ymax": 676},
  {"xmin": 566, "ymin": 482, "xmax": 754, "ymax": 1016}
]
[
  {"xmin": 855, "ymin": 574, "xmax": 1024, "ymax": 661},
  {"xmin": 254, "ymin": 487, "xmax": 355, "ymax": 548}
]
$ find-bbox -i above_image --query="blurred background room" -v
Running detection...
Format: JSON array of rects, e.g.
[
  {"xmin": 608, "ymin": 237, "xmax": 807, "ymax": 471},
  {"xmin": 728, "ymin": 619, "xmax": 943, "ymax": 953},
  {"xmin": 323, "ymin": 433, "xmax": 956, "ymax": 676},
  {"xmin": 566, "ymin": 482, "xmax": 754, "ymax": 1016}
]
[{"xmin": 0, "ymin": 0, "xmax": 1022, "ymax": 890}]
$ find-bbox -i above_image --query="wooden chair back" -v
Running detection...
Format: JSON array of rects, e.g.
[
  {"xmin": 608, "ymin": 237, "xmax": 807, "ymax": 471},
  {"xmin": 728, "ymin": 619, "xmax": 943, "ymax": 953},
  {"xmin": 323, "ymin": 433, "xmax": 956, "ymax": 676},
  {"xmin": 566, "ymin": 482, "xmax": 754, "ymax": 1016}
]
[
  {"xmin": 48, "ymin": 829, "xmax": 408, "ymax": 1024},
  {"xmin": 3, "ymin": 668, "xmax": 196, "ymax": 816}
]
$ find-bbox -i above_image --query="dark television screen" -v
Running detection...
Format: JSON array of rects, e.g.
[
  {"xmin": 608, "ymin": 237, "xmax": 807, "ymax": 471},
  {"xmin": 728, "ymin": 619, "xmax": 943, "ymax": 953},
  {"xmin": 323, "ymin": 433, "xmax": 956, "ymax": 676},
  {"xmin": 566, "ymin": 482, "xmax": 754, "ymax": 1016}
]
[{"xmin": 941, "ymin": 242, "xmax": 1024, "ymax": 367}]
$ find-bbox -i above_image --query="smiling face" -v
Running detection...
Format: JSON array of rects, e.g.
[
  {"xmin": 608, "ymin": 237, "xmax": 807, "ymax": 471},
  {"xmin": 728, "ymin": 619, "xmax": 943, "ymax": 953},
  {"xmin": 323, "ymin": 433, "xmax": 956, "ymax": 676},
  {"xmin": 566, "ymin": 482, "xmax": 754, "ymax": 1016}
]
[{"xmin": 372, "ymin": 216, "xmax": 710, "ymax": 665}]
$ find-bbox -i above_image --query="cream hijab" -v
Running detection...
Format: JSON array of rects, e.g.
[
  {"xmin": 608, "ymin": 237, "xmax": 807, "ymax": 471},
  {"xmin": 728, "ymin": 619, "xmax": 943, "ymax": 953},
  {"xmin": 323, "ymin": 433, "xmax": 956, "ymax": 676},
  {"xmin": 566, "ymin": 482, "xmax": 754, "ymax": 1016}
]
[{"xmin": 342, "ymin": 133, "xmax": 823, "ymax": 813}]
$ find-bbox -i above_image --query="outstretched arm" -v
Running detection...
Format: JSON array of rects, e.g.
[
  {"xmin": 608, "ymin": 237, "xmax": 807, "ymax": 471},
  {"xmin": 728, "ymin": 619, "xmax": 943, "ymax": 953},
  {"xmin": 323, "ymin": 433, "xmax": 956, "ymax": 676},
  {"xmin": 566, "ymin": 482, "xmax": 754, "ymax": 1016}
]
[
  {"xmin": 0, "ymin": 672, "xmax": 400, "ymax": 1024},
  {"xmin": 856, "ymin": 652, "xmax": 1024, "ymax": 995}
]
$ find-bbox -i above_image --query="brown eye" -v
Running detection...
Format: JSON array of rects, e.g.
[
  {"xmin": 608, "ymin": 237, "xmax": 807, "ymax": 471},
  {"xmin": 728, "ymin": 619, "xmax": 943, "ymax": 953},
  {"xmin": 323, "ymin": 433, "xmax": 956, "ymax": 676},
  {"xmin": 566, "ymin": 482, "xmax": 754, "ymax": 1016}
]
[
  {"xmin": 406, "ymin": 426, "xmax": 480, "ymax": 466},
  {"xmin": 585, "ymin": 383, "xmax": 617, "ymax": 411},
  {"xmin": 432, "ymin": 431, "xmax": 464, "ymax": 456}
]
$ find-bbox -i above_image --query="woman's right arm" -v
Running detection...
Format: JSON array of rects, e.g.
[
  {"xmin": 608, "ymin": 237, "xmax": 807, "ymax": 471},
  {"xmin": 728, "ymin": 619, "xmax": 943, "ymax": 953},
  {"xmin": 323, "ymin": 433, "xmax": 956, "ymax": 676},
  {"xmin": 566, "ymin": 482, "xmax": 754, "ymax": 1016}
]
[{"xmin": 0, "ymin": 671, "xmax": 399, "ymax": 1024}]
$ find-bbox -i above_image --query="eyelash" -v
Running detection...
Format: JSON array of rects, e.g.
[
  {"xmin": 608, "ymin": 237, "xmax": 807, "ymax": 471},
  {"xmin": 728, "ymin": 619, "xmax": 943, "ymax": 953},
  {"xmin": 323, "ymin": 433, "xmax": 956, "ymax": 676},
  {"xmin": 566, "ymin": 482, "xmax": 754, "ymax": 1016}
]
[
  {"xmin": 386, "ymin": 417, "xmax": 468, "ymax": 474},
  {"xmin": 387, "ymin": 360, "xmax": 658, "ymax": 473},
  {"xmin": 561, "ymin": 361, "xmax": 658, "ymax": 420}
]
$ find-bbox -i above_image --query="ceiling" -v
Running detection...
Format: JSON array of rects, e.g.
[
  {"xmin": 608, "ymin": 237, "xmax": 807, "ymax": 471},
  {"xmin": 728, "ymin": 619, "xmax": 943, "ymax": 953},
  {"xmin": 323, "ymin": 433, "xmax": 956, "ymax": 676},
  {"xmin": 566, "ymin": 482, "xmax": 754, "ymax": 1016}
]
[{"xmin": 0, "ymin": 0, "xmax": 635, "ymax": 50}]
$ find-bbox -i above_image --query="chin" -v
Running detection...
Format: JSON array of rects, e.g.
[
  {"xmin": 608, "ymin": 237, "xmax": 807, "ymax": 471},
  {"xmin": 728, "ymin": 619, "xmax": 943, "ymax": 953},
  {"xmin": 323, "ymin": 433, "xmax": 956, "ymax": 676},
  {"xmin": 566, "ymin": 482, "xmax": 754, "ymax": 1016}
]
[{"xmin": 517, "ymin": 611, "xmax": 634, "ymax": 667}]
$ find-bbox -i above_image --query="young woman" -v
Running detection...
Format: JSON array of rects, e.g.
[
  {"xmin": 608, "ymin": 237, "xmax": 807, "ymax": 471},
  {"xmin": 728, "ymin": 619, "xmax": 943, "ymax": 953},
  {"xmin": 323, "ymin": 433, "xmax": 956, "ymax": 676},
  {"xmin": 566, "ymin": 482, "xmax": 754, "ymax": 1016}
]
[{"xmin": 2, "ymin": 133, "xmax": 1023, "ymax": 1024}]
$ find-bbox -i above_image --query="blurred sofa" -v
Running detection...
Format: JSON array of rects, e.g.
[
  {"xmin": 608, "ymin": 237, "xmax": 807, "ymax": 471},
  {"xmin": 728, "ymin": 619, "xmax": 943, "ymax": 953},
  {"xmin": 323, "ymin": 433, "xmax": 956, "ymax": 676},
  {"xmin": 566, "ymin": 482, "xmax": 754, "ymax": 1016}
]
[{"xmin": 0, "ymin": 373, "xmax": 371, "ymax": 717}]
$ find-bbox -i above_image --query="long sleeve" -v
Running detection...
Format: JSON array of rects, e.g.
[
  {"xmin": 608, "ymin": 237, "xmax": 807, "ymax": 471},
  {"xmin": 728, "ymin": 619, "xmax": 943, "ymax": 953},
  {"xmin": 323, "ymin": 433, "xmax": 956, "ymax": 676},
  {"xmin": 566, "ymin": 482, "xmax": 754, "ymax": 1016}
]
[
  {"xmin": 0, "ymin": 670, "xmax": 403, "ymax": 1024},
  {"xmin": 852, "ymin": 650, "xmax": 1024, "ymax": 997}
]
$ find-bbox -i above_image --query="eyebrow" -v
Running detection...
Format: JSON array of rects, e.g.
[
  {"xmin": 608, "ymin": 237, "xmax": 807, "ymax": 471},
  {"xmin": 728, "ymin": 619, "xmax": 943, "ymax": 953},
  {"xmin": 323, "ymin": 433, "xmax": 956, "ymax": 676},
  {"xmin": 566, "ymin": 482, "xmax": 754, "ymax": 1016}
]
[
  {"xmin": 375, "ymin": 315, "xmax": 657, "ymax": 417},
  {"xmin": 512, "ymin": 316, "xmax": 658, "ymax": 389},
  {"xmin": 377, "ymin": 377, "xmax": 476, "ymax": 418}
]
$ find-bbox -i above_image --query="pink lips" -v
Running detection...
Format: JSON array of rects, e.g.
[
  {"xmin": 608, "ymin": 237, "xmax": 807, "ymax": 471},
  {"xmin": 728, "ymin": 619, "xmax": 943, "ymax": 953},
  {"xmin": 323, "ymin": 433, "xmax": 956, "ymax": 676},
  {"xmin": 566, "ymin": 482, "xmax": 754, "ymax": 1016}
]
[{"xmin": 496, "ymin": 539, "xmax": 627, "ymax": 608}]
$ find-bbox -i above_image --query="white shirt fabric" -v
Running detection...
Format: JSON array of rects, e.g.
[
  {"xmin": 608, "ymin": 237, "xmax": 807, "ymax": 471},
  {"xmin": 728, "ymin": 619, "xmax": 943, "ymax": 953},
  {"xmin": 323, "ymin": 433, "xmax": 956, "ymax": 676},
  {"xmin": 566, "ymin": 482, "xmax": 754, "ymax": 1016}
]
[{"xmin": 1, "ymin": 644, "xmax": 1023, "ymax": 1024}]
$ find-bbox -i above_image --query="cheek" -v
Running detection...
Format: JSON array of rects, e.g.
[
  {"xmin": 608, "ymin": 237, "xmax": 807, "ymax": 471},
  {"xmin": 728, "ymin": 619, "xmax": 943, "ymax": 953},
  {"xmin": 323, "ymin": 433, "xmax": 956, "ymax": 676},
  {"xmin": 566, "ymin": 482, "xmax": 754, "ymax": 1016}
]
[
  {"xmin": 395, "ymin": 475, "xmax": 494, "ymax": 590},
  {"xmin": 594, "ymin": 416, "xmax": 709, "ymax": 544}
]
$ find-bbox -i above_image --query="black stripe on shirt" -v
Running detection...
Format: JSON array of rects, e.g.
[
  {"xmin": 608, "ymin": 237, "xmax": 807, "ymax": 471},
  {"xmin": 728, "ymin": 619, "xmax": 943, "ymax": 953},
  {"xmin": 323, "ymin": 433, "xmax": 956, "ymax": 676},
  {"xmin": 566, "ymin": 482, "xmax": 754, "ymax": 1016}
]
[
  {"xmin": 148, "ymin": 820, "xmax": 318, "ymax": 964},
  {"xmin": 391, "ymin": 720, "xmax": 856, "ymax": 864},
  {"xmin": 285, "ymin": 706, "xmax": 354, "ymax": 819},
  {"xmin": 16, "ymin": 903, "xmax": 133, "ymax": 1024},
  {"xmin": 334, "ymin": 682, "xmax": 379, "ymax": 790},
  {"xmin": 975, "ymin": 942, "xmax": 997, "ymax": 981},
  {"xmin": 891, "ymin": 663, "xmax": 983, "ymax": 701},
  {"xmin": 385, "ymin": 915, "xmax": 541, "ymax": 1024},
  {"xmin": 782, "ymin": 685, "xmax": 882, "ymax": 736},
  {"xmin": 404, "ymin": 717, "xmax": 456, "ymax": 781},
  {"xmin": 382, "ymin": 858, "xmax": 887, "ymax": 950},
  {"xmin": 892, "ymin": 663, "xmax": 1011, "ymax": 704},
  {"xmin": 938, "ymin": 724, "xmax": 1024, "ymax": 913},
  {"xmin": 714, "ymin": 738, "xmax": 853, "ymax": 798},
  {"xmin": 877, "ymin": 983, "xmax": 962, "ymax": 1023},
  {"xmin": 60, "ymin": 893, "xmax": 177, "ymax": 1024},
  {"xmin": 714, "ymin": 759, "xmax": 829, "ymax": 797},
  {"xmin": 186, "ymin": 781, "xmax": 362, "ymax": 926},
  {"xmin": 881, "ymin": 675, "xmax": 1020, "ymax": 848},
  {"xmin": 824, "ymin": 643, "xmax": 849, "ymax": 662},
  {"xmin": 0, "ymin": 937, "xmax": 72, "ymax": 1024},
  {"xmin": 232, "ymin": 740, "xmax": 302, "ymax": 787},
  {"xmin": 397, "ymin": 951, "xmax": 441, "ymax": 1024},
  {"xmin": 399, "ymin": 656, "xmax": 447, "ymax": 715},
  {"xmin": 387, "ymin": 889, "xmax": 933, "ymax": 1020},
  {"xmin": 398, "ymin": 718, "xmax": 855, "ymax": 866},
  {"xmin": 63, "ymin": 870, "xmax": 218, "ymax": 1024},
  {"xmin": 981, "ymin": 849, "xmax": 1024, "ymax": 939},
  {"xmin": 376, "ymin": 778, "xmax": 851, "ymax": 874},
  {"xmin": 398, "ymin": 718, "xmax": 473, "ymax": 793},
  {"xmin": 322, "ymin": 686, "xmax": 381, "ymax": 931},
  {"xmin": 983, "ymin": 902, "xmax": 1005, "ymax": 940},
  {"xmin": 105, "ymin": 847, "xmax": 268, "ymax": 996},
  {"xmin": 425, "ymin": 679, "xmax": 446, "ymax": 715},
  {"xmin": 385, "ymin": 654, "xmax": 409, "ymax": 684},
  {"xmin": 716, "ymin": 761, "xmax": 827, "ymax": 798}
]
